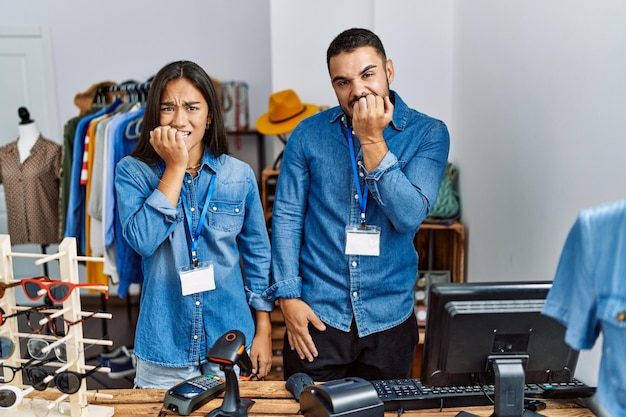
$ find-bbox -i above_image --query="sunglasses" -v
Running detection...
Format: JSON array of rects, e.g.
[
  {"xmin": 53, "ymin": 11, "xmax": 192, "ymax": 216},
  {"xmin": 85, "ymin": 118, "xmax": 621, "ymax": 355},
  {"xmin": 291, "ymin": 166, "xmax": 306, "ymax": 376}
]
[
  {"xmin": 0, "ymin": 275, "xmax": 50, "ymax": 299},
  {"xmin": 0, "ymin": 336, "xmax": 16, "ymax": 359},
  {"xmin": 46, "ymin": 310, "xmax": 103, "ymax": 337},
  {"xmin": 27, "ymin": 363, "xmax": 105, "ymax": 394},
  {"xmin": 0, "ymin": 305, "xmax": 55, "ymax": 330},
  {"xmin": 0, "ymin": 356, "xmax": 54, "ymax": 384},
  {"xmin": 0, "ymin": 385, "xmax": 35, "ymax": 410},
  {"xmin": 21, "ymin": 278, "xmax": 109, "ymax": 304}
]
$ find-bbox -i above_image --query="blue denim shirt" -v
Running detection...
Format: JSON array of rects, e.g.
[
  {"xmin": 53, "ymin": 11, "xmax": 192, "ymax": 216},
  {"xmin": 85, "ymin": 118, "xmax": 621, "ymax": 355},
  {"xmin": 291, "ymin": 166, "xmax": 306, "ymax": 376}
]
[
  {"xmin": 543, "ymin": 199, "xmax": 626, "ymax": 417},
  {"xmin": 269, "ymin": 91, "xmax": 450, "ymax": 337},
  {"xmin": 115, "ymin": 149, "xmax": 273, "ymax": 367}
]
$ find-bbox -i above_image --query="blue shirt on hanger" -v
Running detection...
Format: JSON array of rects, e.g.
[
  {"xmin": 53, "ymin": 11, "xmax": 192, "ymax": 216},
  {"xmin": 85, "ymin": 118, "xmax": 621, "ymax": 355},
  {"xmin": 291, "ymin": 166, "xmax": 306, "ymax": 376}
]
[{"xmin": 543, "ymin": 198, "xmax": 626, "ymax": 417}]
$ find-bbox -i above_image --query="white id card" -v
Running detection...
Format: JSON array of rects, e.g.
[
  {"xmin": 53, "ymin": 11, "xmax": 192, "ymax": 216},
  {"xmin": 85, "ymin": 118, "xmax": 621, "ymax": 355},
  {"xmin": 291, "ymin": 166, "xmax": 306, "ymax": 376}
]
[
  {"xmin": 345, "ymin": 225, "xmax": 381, "ymax": 256},
  {"xmin": 179, "ymin": 261, "xmax": 216, "ymax": 296}
]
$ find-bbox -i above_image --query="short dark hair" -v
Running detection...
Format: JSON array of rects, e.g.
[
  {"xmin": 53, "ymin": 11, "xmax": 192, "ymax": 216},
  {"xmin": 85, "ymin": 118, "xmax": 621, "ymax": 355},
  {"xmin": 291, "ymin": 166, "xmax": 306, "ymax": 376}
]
[
  {"xmin": 326, "ymin": 28, "xmax": 387, "ymax": 72},
  {"xmin": 131, "ymin": 60, "xmax": 228, "ymax": 162}
]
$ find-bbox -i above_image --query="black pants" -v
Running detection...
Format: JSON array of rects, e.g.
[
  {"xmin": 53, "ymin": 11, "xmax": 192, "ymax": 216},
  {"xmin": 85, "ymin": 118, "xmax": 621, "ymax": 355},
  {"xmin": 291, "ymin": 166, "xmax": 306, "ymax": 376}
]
[{"xmin": 283, "ymin": 314, "xmax": 418, "ymax": 382}]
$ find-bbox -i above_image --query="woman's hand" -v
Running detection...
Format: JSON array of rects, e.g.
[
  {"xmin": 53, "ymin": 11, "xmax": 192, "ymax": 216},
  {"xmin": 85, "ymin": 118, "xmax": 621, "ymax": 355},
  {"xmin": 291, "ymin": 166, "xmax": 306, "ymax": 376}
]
[
  {"xmin": 249, "ymin": 311, "xmax": 272, "ymax": 378},
  {"xmin": 149, "ymin": 126, "xmax": 189, "ymax": 171}
]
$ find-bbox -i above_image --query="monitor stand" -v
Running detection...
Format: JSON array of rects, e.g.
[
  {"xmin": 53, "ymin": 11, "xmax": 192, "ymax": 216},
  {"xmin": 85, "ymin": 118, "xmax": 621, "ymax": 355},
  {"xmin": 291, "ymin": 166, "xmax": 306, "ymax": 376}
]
[{"xmin": 489, "ymin": 356, "xmax": 527, "ymax": 417}]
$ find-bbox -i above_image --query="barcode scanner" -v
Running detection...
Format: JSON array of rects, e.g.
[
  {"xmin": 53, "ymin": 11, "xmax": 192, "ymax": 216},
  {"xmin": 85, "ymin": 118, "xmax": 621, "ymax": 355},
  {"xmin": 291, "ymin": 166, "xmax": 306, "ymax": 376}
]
[{"xmin": 205, "ymin": 330, "xmax": 255, "ymax": 416}]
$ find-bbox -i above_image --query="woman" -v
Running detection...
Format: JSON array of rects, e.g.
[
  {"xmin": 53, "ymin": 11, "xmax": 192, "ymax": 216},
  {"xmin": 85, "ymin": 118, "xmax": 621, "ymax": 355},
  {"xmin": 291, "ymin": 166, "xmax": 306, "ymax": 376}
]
[{"xmin": 115, "ymin": 60, "xmax": 272, "ymax": 388}]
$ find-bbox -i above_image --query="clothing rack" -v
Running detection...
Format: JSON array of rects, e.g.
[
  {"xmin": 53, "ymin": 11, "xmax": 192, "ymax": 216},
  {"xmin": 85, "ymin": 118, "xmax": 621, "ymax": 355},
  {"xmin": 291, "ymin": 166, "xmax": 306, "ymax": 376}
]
[
  {"xmin": 94, "ymin": 79, "xmax": 152, "ymax": 105},
  {"xmin": 1, "ymin": 235, "xmax": 114, "ymax": 417}
]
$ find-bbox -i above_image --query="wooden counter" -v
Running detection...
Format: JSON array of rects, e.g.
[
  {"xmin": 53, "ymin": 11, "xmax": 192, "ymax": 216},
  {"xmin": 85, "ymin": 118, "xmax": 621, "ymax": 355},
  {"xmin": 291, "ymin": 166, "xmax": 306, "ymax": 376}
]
[{"xmin": 28, "ymin": 381, "xmax": 594, "ymax": 417}]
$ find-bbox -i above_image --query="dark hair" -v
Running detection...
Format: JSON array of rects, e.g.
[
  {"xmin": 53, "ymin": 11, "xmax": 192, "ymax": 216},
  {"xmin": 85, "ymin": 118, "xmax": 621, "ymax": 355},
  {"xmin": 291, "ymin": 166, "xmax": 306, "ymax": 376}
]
[
  {"xmin": 130, "ymin": 60, "xmax": 228, "ymax": 162},
  {"xmin": 326, "ymin": 28, "xmax": 387, "ymax": 72}
]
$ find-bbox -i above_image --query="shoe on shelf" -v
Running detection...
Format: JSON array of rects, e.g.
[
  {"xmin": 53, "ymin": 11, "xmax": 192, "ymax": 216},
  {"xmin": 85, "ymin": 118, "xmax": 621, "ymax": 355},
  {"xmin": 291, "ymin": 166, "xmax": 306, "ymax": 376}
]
[
  {"xmin": 100, "ymin": 346, "xmax": 136, "ymax": 379},
  {"xmin": 99, "ymin": 345, "xmax": 131, "ymax": 361}
]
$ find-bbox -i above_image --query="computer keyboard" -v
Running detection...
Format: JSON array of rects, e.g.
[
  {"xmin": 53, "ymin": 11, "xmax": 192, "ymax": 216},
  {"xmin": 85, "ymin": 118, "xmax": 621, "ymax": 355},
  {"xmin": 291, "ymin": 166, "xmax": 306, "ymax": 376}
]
[{"xmin": 370, "ymin": 377, "xmax": 594, "ymax": 411}]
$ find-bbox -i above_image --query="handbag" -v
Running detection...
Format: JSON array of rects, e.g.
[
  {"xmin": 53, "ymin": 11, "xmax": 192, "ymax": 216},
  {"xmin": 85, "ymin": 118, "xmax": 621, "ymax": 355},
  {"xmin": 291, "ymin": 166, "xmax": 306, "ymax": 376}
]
[{"xmin": 427, "ymin": 162, "xmax": 460, "ymax": 220}]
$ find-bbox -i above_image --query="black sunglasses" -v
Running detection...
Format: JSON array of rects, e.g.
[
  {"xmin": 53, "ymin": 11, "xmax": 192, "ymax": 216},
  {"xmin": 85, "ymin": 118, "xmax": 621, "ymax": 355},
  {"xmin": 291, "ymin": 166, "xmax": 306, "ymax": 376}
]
[
  {"xmin": 27, "ymin": 363, "xmax": 105, "ymax": 394},
  {"xmin": 0, "ymin": 356, "xmax": 54, "ymax": 384}
]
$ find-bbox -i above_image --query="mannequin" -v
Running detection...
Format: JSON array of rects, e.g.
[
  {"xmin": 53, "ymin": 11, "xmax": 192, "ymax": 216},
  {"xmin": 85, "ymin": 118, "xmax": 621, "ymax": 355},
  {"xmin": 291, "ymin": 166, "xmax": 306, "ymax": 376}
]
[
  {"xmin": 0, "ymin": 107, "xmax": 62, "ymax": 248},
  {"xmin": 17, "ymin": 107, "xmax": 40, "ymax": 164}
]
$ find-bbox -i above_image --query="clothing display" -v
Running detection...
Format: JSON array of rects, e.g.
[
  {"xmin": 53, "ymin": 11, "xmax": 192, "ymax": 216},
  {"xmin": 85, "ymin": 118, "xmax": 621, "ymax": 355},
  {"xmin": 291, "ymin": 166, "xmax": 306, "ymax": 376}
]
[
  {"xmin": 61, "ymin": 82, "xmax": 147, "ymax": 294},
  {"xmin": 0, "ymin": 135, "xmax": 62, "ymax": 245},
  {"xmin": 543, "ymin": 198, "xmax": 626, "ymax": 417}
]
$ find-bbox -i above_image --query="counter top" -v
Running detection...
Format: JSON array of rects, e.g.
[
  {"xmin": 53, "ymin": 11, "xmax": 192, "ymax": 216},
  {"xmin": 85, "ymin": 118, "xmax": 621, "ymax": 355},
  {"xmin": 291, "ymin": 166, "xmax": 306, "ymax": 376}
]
[{"xmin": 25, "ymin": 381, "xmax": 595, "ymax": 417}]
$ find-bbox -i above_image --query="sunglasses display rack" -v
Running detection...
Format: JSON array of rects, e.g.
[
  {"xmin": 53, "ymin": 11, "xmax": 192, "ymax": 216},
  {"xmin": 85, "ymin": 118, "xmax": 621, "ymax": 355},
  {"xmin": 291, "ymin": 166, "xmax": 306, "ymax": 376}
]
[{"xmin": 0, "ymin": 234, "xmax": 114, "ymax": 417}]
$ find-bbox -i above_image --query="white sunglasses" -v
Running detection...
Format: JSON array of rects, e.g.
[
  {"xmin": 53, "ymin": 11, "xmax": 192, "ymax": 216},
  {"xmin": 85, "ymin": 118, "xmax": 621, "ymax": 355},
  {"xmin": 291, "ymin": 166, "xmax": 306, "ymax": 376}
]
[{"xmin": 0, "ymin": 385, "xmax": 34, "ymax": 410}]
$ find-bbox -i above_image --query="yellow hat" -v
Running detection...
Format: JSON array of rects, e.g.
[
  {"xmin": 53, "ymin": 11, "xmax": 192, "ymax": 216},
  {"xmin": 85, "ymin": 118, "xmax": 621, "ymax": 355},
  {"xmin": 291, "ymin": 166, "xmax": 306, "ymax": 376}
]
[{"xmin": 256, "ymin": 89, "xmax": 319, "ymax": 135}]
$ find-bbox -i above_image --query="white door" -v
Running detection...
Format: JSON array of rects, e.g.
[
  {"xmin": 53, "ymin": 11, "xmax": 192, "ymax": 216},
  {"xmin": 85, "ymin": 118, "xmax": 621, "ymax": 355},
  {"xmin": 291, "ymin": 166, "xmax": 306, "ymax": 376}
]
[{"xmin": 0, "ymin": 25, "xmax": 60, "ymax": 280}]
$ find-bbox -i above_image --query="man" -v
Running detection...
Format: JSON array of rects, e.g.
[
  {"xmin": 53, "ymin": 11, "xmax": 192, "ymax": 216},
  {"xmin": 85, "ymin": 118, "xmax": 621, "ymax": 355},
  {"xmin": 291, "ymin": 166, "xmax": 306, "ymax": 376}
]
[{"xmin": 270, "ymin": 28, "xmax": 450, "ymax": 381}]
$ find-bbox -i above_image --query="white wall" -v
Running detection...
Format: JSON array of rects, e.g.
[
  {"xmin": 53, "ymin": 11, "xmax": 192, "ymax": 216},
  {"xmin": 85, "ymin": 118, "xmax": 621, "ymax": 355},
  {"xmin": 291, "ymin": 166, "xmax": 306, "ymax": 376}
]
[
  {"xmin": 450, "ymin": 0, "xmax": 626, "ymax": 385},
  {"xmin": 268, "ymin": 0, "xmax": 453, "ymax": 145},
  {"xmin": 453, "ymin": 0, "xmax": 626, "ymax": 285}
]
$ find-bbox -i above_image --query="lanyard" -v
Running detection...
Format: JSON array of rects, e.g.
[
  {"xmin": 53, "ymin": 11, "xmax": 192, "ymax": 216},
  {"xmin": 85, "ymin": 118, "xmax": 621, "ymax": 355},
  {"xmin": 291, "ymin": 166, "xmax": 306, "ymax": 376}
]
[
  {"xmin": 181, "ymin": 173, "xmax": 215, "ymax": 267},
  {"xmin": 345, "ymin": 126, "xmax": 368, "ymax": 228}
]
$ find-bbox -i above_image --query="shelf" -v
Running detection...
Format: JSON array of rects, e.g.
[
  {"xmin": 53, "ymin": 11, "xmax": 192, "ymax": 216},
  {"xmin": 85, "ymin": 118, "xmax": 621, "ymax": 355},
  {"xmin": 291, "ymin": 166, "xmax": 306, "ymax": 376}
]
[
  {"xmin": 226, "ymin": 129, "xmax": 265, "ymax": 181},
  {"xmin": 411, "ymin": 220, "xmax": 466, "ymax": 378}
]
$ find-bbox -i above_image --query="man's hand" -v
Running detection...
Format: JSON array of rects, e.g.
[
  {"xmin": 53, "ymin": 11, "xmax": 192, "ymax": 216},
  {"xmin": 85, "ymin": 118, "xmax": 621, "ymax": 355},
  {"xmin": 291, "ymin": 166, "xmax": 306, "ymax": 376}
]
[
  {"xmin": 351, "ymin": 94, "xmax": 393, "ymax": 145},
  {"xmin": 279, "ymin": 298, "xmax": 326, "ymax": 362}
]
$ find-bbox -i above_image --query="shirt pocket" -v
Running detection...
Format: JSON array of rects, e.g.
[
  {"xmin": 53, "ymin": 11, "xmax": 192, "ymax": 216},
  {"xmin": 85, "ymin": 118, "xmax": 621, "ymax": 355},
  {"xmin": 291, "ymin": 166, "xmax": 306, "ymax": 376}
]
[
  {"xmin": 207, "ymin": 200, "xmax": 244, "ymax": 232},
  {"xmin": 597, "ymin": 296, "xmax": 626, "ymax": 329}
]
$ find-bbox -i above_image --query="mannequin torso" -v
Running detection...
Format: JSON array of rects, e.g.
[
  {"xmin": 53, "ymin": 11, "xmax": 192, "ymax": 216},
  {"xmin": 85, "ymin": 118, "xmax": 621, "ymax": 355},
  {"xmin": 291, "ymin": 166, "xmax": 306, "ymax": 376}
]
[{"xmin": 17, "ymin": 122, "xmax": 40, "ymax": 164}]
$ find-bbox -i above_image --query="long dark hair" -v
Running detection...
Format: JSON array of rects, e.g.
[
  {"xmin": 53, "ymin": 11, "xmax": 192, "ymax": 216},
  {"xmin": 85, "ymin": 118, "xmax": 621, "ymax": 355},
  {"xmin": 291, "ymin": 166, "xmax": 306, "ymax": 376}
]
[
  {"xmin": 326, "ymin": 28, "xmax": 387, "ymax": 73},
  {"xmin": 131, "ymin": 60, "xmax": 228, "ymax": 162}
]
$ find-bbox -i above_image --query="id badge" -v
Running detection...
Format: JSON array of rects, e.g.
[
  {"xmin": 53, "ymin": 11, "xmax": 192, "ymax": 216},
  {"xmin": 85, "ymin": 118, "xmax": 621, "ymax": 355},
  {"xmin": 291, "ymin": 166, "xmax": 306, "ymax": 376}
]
[
  {"xmin": 345, "ymin": 225, "xmax": 381, "ymax": 256},
  {"xmin": 178, "ymin": 261, "xmax": 216, "ymax": 296}
]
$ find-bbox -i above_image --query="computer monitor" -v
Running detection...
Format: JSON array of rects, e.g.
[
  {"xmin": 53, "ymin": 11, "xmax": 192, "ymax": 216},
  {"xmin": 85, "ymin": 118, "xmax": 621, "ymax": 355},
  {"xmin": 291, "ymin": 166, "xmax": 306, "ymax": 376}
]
[{"xmin": 420, "ymin": 281, "xmax": 579, "ymax": 417}]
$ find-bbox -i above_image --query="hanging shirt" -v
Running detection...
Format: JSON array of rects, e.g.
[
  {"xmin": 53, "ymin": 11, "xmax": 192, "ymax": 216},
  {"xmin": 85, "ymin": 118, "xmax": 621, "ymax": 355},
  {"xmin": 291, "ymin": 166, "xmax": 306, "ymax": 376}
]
[
  {"xmin": 543, "ymin": 199, "xmax": 626, "ymax": 417},
  {"xmin": 0, "ymin": 135, "xmax": 62, "ymax": 245}
]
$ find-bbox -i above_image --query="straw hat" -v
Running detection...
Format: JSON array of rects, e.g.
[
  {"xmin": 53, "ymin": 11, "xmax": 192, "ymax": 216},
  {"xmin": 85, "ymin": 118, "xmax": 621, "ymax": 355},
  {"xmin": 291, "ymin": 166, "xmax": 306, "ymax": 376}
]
[{"xmin": 256, "ymin": 89, "xmax": 319, "ymax": 135}]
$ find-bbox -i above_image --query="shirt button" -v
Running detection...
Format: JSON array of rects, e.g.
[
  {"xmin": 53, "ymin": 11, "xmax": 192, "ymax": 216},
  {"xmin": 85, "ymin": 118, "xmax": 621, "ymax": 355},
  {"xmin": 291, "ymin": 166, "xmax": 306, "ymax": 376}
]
[
  {"xmin": 352, "ymin": 291, "xmax": 358, "ymax": 298},
  {"xmin": 235, "ymin": 208, "xmax": 240, "ymax": 213},
  {"xmin": 193, "ymin": 335, "xmax": 198, "ymax": 340},
  {"xmin": 354, "ymin": 194, "xmax": 359, "ymax": 200},
  {"xmin": 359, "ymin": 172, "xmax": 364, "ymax": 177},
  {"xmin": 190, "ymin": 207, "xmax": 195, "ymax": 212},
  {"xmin": 351, "ymin": 261, "xmax": 357, "ymax": 267},
  {"xmin": 195, "ymin": 301, "xmax": 201, "ymax": 306},
  {"xmin": 617, "ymin": 311, "xmax": 626, "ymax": 322},
  {"xmin": 213, "ymin": 206, "xmax": 218, "ymax": 211},
  {"xmin": 187, "ymin": 179, "xmax": 192, "ymax": 184}
]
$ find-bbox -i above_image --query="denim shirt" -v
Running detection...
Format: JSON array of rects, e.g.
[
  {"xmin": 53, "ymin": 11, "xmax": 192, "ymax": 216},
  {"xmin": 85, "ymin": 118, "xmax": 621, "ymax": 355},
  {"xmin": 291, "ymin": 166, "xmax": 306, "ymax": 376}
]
[
  {"xmin": 269, "ymin": 91, "xmax": 450, "ymax": 337},
  {"xmin": 542, "ymin": 199, "xmax": 626, "ymax": 417},
  {"xmin": 115, "ymin": 149, "xmax": 273, "ymax": 367}
]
